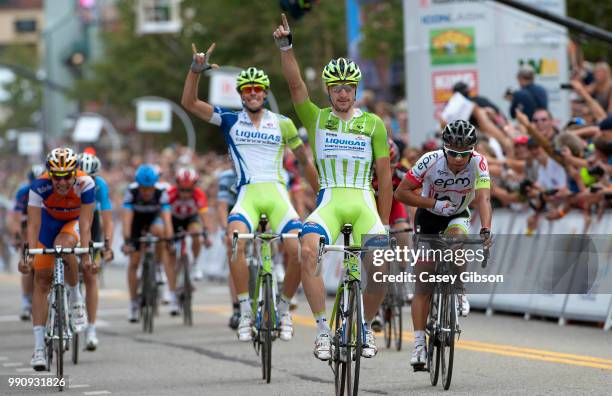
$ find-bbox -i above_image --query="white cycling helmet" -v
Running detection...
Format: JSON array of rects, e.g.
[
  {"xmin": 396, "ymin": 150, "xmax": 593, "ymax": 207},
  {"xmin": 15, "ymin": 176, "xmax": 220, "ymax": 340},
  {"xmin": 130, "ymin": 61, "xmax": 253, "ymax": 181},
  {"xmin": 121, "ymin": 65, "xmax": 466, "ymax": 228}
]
[{"xmin": 78, "ymin": 153, "xmax": 101, "ymax": 175}]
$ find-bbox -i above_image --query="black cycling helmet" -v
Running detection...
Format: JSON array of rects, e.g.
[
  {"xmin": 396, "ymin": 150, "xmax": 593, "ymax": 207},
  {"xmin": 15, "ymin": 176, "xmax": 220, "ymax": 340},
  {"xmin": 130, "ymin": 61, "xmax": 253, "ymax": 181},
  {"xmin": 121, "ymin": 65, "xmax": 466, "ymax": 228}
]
[{"xmin": 442, "ymin": 120, "xmax": 477, "ymax": 147}]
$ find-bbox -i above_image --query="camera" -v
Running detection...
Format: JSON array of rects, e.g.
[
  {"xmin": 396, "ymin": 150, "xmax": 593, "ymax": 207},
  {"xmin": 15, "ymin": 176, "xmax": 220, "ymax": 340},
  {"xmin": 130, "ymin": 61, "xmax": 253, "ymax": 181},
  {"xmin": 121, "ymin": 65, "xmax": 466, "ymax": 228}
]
[
  {"xmin": 587, "ymin": 165, "xmax": 605, "ymax": 177},
  {"xmin": 560, "ymin": 83, "xmax": 573, "ymax": 90}
]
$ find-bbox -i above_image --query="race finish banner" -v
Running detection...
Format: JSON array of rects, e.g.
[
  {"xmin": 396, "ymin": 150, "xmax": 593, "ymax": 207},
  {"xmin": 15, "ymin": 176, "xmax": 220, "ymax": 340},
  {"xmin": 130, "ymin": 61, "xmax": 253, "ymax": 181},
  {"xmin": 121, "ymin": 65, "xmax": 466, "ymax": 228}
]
[{"xmin": 403, "ymin": 0, "xmax": 570, "ymax": 146}]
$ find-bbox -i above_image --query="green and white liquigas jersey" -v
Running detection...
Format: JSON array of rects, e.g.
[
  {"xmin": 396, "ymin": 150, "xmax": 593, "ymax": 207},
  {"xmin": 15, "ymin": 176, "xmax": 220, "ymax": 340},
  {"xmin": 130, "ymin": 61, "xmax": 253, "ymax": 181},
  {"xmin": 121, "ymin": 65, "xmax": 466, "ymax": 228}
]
[
  {"xmin": 210, "ymin": 107, "xmax": 302, "ymax": 187},
  {"xmin": 294, "ymin": 99, "xmax": 389, "ymax": 190}
]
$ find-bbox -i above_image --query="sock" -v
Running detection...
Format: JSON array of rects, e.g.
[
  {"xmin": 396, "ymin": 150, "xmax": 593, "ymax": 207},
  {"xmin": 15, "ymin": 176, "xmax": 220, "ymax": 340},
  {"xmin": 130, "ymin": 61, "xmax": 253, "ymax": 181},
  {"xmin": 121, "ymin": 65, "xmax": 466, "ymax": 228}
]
[
  {"xmin": 67, "ymin": 284, "xmax": 81, "ymax": 305},
  {"xmin": 238, "ymin": 293, "xmax": 251, "ymax": 317},
  {"xmin": 278, "ymin": 294, "xmax": 291, "ymax": 315},
  {"xmin": 130, "ymin": 299, "xmax": 139, "ymax": 310},
  {"xmin": 315, "ymin": 312, "xmax": 330, "ymax": 334},
  {"xmin": 33, "ymin": 326, "xmax": 45, "ymax": 350},
  {"xmin": 414, "ymin": 330, "xmax": 426, "ymax": 346},
  {"xmin": 87, "ymin": 324, "xmax": 96, "ymax": 333},
  {"xmin": 365, "ymin": 321, "xmax": 372, "ymax": 331},
  {"xmin": 22, "ymin": 294, "xmax": 32, "ymax": 308},
  {"xmin": 169, "ymin": 291, "xmax": 177, "ymax": 304},
  {"xmin": 232, "ymin": 302, "xmax": 240, "ymax": 313}
]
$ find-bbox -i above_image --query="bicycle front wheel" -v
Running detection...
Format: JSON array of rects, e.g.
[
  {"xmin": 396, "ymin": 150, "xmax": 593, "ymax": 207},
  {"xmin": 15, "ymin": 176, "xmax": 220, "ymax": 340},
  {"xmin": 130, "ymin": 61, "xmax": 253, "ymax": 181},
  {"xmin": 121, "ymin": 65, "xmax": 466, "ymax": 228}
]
[
  {"xmin": 440, "ymin": 292, "xmax": 456, "ymax": 390},
  {"xmin": 55, "ymin": 285, "xmax": 64, "ymax": 390},
  {"xmin": 345, "ymin": 281, "xmax": 362, "ymax": 396},
  {"xmin": 182, "ymin": 256, "xmax": 193, "ymax": 326},
  {"xmin": 393, "ymin": 302, "xmax": 402, "ymax": 351},
  {"xmin": 71, "ymin": 331, "xmax": 79, "ymax": 364},
  {"xmin": 333, "ymin": 290, "xmax": 346, "ymax": 396},
  {"xmin": 427, "ymin": 293, "xmax": 440, "ymax": 386},
  {"xmin": 261, "ymin": 274, "xmax": 273, "ymax": 383}
]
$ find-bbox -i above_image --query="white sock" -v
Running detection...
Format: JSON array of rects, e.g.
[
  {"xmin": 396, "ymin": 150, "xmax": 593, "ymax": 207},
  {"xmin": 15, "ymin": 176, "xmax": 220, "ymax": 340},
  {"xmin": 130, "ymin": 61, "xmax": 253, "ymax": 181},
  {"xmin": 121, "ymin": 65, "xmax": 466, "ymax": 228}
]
[
  {"xmin": 169, "ymin": 291, "xmax": 177, "ymax": 304},
  {"xmin": 278, "ymin": 294, "xmax": 291, "ymax": 315},
  {"xmin": 315, "ymin": 312, "xmax": 330, "ymax": 335},
  {"xmin": 87, "ymin": 324, "xmax": 96, "ymax": 333},
  {"xmin": 130, "ymin": 299, "xmax": 139, "ymax": 310},
  {"xmin": 238, "ymin": 293, "xmax": 251, "ymax": 317},
  {"xmin": 414, "ymin": 330, "xmax": 426, "ymax": 346},
  {"xmin": 33, "ymin": 326, "xmax": 45, "ymax": 350},
  {"xmin": 67, "ymin": 284, "xmax": 82, "ymax": 305}
]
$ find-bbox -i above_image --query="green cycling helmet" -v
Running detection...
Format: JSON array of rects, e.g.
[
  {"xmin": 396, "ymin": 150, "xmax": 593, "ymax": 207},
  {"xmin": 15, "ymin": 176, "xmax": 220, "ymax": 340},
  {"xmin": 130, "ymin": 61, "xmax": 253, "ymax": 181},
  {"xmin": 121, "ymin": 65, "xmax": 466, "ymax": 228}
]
[
  {"xmin": 236, "ymin": 67, "xmax": 270, "ymax": 91},
  {"xmin": 321, "ymin": 57, "xmax": 362, "ymax": 86}
]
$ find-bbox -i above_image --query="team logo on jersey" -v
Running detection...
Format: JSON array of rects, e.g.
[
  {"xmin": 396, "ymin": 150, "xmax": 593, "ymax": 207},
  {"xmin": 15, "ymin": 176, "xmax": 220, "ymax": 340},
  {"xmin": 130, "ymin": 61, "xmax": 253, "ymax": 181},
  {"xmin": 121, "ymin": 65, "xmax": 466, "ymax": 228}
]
[
  {"xmin": 417, "ymin": 152, "xmax": 440, "ymax": 170},
  {"xmin": 437, "ymin": 169, "xmax": 450, "ymax": 176},
  {"xmin": 434, "ymin": 177, "xmax": 470, "ymax": 188},
  {"xmin": 479, "ymin": 157, "xmax": 487, "ymax": 172},
  {"xmin": 36, "ymin": 184, "xmax": 53, "ymax": 194},
  {"xmin": 235, "ymin": 130, "xmax": 281, "ymax": 144},
  {"xmin": 325, "ymin": 118, "xmax": 339, "ymax": 130}
]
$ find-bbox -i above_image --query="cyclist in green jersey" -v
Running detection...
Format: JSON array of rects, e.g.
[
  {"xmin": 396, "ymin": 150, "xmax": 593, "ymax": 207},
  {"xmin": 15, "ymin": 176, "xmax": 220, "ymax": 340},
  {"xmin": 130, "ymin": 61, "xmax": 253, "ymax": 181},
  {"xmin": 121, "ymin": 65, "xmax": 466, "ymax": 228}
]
[{"xmin": 274, "ymin": 14, "xmax": 393, "ymax": 360}]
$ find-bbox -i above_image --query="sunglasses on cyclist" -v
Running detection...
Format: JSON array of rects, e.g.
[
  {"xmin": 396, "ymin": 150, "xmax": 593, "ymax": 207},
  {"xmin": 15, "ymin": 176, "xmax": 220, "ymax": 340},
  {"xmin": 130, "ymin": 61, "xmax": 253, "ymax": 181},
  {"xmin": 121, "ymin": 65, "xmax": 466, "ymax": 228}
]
[
  {"xmin": 178, "ymin": 188, "xmax": 193, "ymax": 193},
  {"xmin": 49, "ymin": 171, "xmax": 76, "ymax": 181},
  {"xmin": 329, "ymin": 84, "xmax": 356, "ymax": 94},
  {"xmin": 444, "ymin": 146, "xmax": 473, "ymax": 158},
  {"xmin": 240, "ymin": 85, "xmax": 265, "ymax": 94}
]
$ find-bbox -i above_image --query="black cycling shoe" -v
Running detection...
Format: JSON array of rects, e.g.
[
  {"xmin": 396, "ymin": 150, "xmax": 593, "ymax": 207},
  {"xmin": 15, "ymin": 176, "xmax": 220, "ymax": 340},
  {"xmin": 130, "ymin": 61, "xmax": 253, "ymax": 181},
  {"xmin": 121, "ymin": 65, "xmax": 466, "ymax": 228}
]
[{"xmin": 371, "ymin": 314, "xmax": 383, "ymax": 333}]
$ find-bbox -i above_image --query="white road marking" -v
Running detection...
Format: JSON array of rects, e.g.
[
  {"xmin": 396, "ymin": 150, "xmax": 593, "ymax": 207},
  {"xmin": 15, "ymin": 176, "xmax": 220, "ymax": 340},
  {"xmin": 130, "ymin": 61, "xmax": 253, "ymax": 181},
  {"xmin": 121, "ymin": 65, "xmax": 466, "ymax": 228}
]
[
  {"xmin": 3, "ymin": 362, "xmax": 23, "ymax": 367},
  {"xmin": 83, "ymin": 391, "xmax": 111, "ymax": 395},
  {"xmin": 15, "ymin": 367, "xmax": 34, "ymax": 372},
  {"xmin": 70, "ymin": 384, "xmax": 91, "ymax": 389}
]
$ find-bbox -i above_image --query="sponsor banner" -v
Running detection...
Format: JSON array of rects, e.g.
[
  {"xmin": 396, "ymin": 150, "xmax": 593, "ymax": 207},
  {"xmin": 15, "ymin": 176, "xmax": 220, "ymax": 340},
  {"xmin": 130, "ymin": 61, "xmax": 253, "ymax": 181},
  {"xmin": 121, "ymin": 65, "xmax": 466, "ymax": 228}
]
[
  {"xmin": 136, "ymin": 100, "xmax": 172, "ymax": 133},
  {"xmin": 17, "ymin": 131, "xmax": 43, "ymax": 156},
  {"xmin": 432, "ymin": 69, "xmax": 478, "ymax": 104},
  {"xmin": 404, "ymin": 0, "xmax": 569, "ymax": 146},
  {"xmin": 429, "ymin": 27, "xmax": 476, "ymax": 65},
  {"xmin": 72, "ymin": 115, "xmax": 103, "ymax": 142},
  {"xmin": 209, "ymin": 70, "xmax": 242, "ymax": 109}
]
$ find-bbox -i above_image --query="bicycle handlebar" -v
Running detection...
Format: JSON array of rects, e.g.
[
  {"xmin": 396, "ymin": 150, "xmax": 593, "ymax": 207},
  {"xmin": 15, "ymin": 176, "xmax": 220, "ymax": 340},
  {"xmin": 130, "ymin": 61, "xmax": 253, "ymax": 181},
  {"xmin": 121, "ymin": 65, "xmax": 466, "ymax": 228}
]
[
  {"xmin": 231, "ymin": 231, "xmax": 301, "ymax": 263},
  {"xmin": 27, "ymin": 241, "xmax": 105, "ymax": 256}
]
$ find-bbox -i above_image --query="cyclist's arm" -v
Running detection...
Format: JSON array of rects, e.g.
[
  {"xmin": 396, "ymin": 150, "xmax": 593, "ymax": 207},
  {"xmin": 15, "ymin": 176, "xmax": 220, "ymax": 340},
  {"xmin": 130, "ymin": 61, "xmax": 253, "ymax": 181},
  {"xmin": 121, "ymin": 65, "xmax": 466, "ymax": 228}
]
[
  {"xmin": 293, "ymin": 145, "xmax": 319, "ymax": 193},
  {"xmin": 79, "ymin": 202, "xmax": 95, "ymax": 249},
  {"xmin": 160, "ymin": 190, "xmax": 173, "ymax": 239},
  {"xmin": 278, "ymin": 47, "xmax": 309, "ymax": 104},
  {"xmin": 281, "ymin": 116, "xmax": 318, "ymax": 192},
  {"xmin": 395, "ymin": 176, "xmax": 435, "ymax": 209},
  {"xmin": 372, "ymin": 116, "xmax": 391, "ymax": 225},
  {"xmin": 122, "ymin": 208, "xmax": 133, "ymax": 243},
  {"xmin": 475, "ymin": 155, "xmax": 492, "ymax": 229},
  {"xmin": 475, "ymin": 188, "xmax": 492, "ymax": 229},
  {"xmin": 216, "ymin": 201, "xmax": 229, "ymax": 229},
  {"xmin": 26, "ymin": 205, "xmax": 41, "ymax": 248},
  {"xmin": 181, "ymin": 69, "xmax": 214, "ymax": 122},
  {"xmin": 102, "ymin": 210, "xmax": 114, "ymax": 246}
]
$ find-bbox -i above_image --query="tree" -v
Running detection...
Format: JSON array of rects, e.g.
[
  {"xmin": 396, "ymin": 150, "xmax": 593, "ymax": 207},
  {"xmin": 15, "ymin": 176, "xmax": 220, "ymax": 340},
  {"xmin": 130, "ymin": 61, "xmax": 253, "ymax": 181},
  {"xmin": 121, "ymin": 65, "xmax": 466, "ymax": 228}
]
[
  {"xmin": 74, "ymin": 0, "xmax": 346, "ymax": 153},
  {"xmin": 0, "ymin": 45, "xmax": 43, "ymax": 135}
]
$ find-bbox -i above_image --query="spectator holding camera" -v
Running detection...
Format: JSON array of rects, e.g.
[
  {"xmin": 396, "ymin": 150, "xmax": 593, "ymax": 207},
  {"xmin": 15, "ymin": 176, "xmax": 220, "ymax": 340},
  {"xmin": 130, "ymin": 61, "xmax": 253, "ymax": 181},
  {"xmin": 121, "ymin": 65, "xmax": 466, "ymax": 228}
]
[{"xmin": 586, "ymin": 61, "xmax": 612, "ymax": 114}]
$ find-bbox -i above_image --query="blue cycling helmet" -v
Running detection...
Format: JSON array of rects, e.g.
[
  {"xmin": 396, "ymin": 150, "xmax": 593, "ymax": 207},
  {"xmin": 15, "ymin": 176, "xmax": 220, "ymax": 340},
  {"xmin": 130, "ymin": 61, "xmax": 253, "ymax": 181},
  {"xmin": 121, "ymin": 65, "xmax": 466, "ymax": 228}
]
[{"xmin": 135, "ymin": 164, "xmax": 158, "ymax": 187}]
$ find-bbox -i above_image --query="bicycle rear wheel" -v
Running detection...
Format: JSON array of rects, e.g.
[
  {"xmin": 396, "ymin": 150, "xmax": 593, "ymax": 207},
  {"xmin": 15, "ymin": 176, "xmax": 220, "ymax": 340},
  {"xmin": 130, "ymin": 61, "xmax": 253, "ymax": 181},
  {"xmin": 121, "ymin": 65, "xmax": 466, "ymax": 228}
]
[
  {"xmin": 345, "ymin": 281, "xmax": 362, "ymax": 396},
  {"xmin": 393, "ymin": 301, "xmax": 402, "ymax": 351},
  {"xmin": 180, "ymin": 255, "xmax": 193, "ymax": 326},
  {"xmin": 427, "ymin": 293, "xmax": 440, "ymax": 386},
  {"xmin": 55, "ymin": 285, "xmax": 64, "ymax": 390},
  {"xmin": 261, "ymin": 274, "xmax": 273, "ymax": 383},
  {"xmin": 383, "ymin": 298, "xmax": 392, "ymax": 349},
  {"xmin": 333, "ymin": 291, "xmax": 346, "ymax": 396},
  {"xmin": 72, "ymin": 331, "xmax": 79, "ymax": 364},
  {"xmin": 441, "ymin": 292, "xmax": 456, "ymax": 390}
]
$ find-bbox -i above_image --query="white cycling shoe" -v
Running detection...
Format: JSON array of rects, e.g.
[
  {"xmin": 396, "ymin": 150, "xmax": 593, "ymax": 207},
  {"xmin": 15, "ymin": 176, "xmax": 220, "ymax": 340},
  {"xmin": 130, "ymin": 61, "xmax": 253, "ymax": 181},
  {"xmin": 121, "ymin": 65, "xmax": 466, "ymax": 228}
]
[
  {"xmin": 362, "ymin": 329, "xmax": 378, "ymax": 358},
  {"xmin": 457, "ymin": 294, "xmax": 470, "ymax": 316},
  {"xmin": 237, "ymin": 315, "xmax": 253, "ymax": 342},
  {"xmin": 314, "ymin": 333, "xmax": 332, "ymax": 361},
  {"xmin": 70, "ymin": 300, "xmax": 88, "ymax": 332},
  {"xmin": 85, "ymin": 327, "xmax": 98, "ymax": 351},
  {"xmin": 279, "ymin": 313, "xmax": 294, "ymax": 341},
  {"xmin": 31, "ymin": 348, "xmax": 46, "ymax": 371},
  {"xmin": 410, "ymin": 344, "xmax": 427, "ymax": 367}
]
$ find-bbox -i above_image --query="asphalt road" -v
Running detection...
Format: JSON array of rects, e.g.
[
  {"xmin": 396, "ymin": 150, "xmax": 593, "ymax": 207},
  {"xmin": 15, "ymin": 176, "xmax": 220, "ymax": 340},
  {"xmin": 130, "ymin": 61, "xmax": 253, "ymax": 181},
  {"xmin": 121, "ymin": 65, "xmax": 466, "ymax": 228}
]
[{"xmin": 0, "ymin": 264, "xmax": 611, "ymax": 395}]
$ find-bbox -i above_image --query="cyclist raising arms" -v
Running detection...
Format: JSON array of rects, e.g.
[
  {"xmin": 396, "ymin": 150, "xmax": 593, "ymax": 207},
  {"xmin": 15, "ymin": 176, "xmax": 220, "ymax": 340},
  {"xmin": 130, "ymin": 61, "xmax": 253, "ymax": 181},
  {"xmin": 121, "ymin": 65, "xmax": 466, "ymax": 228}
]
[
  {"xmin": 181, "ymin": 43, "xmax": 319, "ymax": 342},
  {"xmin": 77, "ymin": 153, "xmax": 114, "ymax": 350},
  {"xmin": 394, "ymin": 120, "xmax": 492, "ymax": 369},
  {"xmin": 273, "ymin": 15, "xmax": 392, "ymax": 360},
  {"xmin": 20, "ymin": 148, "xmax": 95, "ymax": 370}
]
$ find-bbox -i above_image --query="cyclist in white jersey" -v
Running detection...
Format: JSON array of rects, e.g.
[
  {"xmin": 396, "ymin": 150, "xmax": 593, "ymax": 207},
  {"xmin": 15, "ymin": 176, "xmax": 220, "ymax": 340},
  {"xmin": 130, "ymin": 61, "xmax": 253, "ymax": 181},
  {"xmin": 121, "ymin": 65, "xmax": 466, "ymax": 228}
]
[
  {"xmin": 181, "ymin": 42, "xmax": 319, "ymax": 342},
  {"xmin": 395, "ymin": 120, "xmax": 492, "ymax": 369}
]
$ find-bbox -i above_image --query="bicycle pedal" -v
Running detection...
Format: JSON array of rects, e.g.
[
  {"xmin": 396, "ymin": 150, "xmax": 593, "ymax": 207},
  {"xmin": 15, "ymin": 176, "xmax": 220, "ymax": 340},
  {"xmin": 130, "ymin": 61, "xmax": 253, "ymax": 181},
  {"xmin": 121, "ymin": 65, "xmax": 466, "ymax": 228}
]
[{"xmin": 412, "ymin": 363, "xmax": 426, "ymax": 372}]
